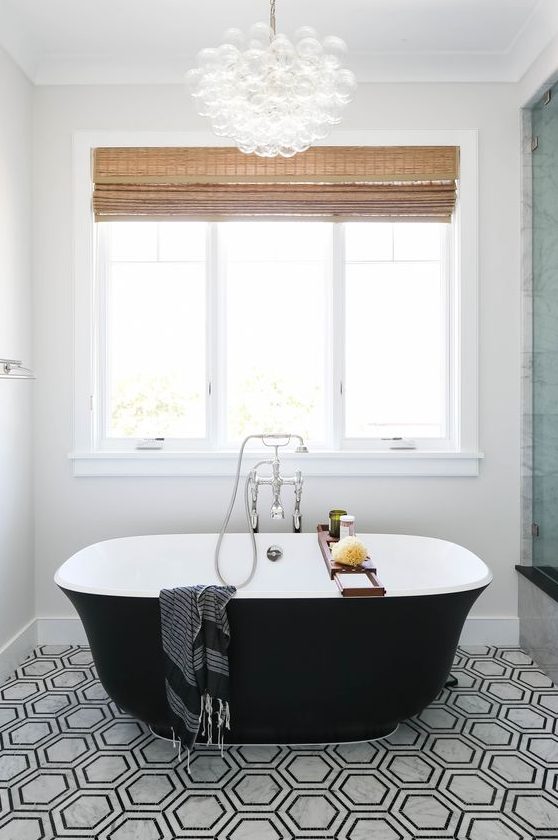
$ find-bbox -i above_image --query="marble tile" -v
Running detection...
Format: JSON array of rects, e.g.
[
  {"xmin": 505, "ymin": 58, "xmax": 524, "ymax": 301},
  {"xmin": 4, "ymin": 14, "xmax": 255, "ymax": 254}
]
[
  {"xmin": 397, "ymin": 791, "xmax": 457, "ymax": 832},
  {"xmin": 343, "ymin": 815, "xmax": 407, "ymax": 840},
  {"xmin": 533, "ymin": 365, "xmax": 558, "ymax": 418},
  {"xmin": 99, "ymin": 816, "xmax": 167, "ymax": 840},
  {"xmin": 0, "ymin": 646, "xmax": 556, "ymax": 839},
  {"xmin": 172, "ymin": 791, "xmax": 227, "ymax": 829},
  {"xmin": 519, "ymin": 574, "xmax": 558, "ymax": 671},
  {"xmin": 231, "ymin": 771, "xmax": 283, "ymax": 807}
]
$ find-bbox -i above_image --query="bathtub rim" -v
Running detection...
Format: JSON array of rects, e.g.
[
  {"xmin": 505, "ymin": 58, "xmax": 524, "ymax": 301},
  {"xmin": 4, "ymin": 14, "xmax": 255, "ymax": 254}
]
[{"xmin": 54, "ymin": 532, "xmax": 493, "ymax": 600}]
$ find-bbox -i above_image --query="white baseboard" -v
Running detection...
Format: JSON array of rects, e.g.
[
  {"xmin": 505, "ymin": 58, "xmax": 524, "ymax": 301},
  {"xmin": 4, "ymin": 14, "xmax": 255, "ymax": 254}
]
[
  {"xmin": 0, "ymin": 619, "xmax": 37, "ymax": 682},
  {"xmin": 459, "ymin": 617, "xmax": 519, "ymax": 646},
  {"xmin": 36, "ymin": 617, "xmax": 88, "ymax": 645},
  {"xmin": 0, "ymin": 615, "xmax": 521, "ymax": 679}
]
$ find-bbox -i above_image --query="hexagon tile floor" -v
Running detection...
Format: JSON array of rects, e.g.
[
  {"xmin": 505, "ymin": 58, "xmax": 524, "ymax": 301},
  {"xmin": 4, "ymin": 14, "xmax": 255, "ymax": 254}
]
[{"xmin": 1, "ymin": 647, "xmax": 558, "ymax": 839}]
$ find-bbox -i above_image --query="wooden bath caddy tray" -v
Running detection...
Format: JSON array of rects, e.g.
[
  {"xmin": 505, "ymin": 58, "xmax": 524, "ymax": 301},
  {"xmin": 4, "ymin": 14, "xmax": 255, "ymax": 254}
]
[{"xmin": 317, "ymin": 524, "xmax": 386, "ymax": 598}]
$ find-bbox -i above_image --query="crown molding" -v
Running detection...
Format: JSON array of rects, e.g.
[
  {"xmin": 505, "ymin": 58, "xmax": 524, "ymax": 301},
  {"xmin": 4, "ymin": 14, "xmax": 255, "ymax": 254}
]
[{"xmin": 27, "ymin": 51, "xmax": 535, "ymax": 86}]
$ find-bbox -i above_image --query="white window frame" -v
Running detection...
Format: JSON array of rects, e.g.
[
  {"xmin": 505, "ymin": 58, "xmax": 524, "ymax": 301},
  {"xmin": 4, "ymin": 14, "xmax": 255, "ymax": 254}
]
[{"xmin": 70, "ymin": 129, "xmax": 482, "ymax": 477}]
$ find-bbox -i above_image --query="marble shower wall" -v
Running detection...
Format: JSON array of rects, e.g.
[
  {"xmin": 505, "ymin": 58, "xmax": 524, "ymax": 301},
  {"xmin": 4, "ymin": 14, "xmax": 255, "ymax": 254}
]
[{"xmin": 519, "ymin": 574, "xmax": 558, "ymax": 682}]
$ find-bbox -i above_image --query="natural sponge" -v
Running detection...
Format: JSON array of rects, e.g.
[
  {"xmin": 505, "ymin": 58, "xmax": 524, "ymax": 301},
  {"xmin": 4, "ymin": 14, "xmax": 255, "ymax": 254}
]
[{"xmin": 331, "ymin": 536, "xmax": 368, "ymax": 567}]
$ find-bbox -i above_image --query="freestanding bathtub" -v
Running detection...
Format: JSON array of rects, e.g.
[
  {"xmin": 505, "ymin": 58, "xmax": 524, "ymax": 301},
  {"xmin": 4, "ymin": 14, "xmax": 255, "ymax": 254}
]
[{"xmin": 55, "ymin": 532, "xmax": 491, "ymax": 744}]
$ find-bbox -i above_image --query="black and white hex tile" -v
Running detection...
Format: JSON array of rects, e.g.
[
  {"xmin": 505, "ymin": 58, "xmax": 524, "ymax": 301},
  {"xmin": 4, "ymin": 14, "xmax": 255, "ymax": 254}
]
[{"xmin": 1, "ymin": 645, "xmax": 558, "ymax": 838}]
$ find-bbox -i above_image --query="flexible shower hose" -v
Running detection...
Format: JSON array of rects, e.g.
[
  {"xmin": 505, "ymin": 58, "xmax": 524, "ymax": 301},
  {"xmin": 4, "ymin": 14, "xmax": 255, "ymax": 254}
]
[{"xmin": 214, "ymin": 436, "xmax": 261, "ymax": 588}]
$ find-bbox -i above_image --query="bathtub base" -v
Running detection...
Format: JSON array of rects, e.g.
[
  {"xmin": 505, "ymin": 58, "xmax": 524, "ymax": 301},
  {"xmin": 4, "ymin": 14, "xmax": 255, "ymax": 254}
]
[
  {"xmin": 62, "ymin": 586, "xmax": 485, "ymax": 744},
  {"xmin": 150, "ymin": 722, "xmax": 400, "ymax": 746}
]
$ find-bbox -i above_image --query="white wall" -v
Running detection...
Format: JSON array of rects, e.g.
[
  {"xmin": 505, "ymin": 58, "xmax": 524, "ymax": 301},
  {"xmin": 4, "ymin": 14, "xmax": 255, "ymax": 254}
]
[
  {"xmin": 0, "ymin": 46, "xmax": 34, "ymax": 661},
  {"xmin": 33, "ymin": 83, "xmax": 521, "ymax": 631}
]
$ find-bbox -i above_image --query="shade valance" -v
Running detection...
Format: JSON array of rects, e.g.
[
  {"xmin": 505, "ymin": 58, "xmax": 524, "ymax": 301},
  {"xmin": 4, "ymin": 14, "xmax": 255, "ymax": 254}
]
[{"xmin": 92, "ymin": 145, "xmax": 459, "ymax": 222}]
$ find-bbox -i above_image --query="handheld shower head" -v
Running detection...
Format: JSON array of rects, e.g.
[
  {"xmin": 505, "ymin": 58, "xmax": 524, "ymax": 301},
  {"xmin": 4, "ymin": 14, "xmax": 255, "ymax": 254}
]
[
  {"xmin": 261, "ymin": 433, "xmax": 309, "ymax": 453},
  {"xmin": 291, "ymin": 434, "xmax": 309, "ymax": 453}
]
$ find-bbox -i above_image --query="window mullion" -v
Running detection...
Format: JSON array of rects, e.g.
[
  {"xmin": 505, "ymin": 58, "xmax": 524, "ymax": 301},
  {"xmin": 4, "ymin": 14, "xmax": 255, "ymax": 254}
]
[
  {"xmin": 207, "ymin": 222, "xmax": 221, "ymax": 449},
  {"xmin": 332, "ymin": 224, "xmax": 345, "ymax": 449},
  {"xmin": 445, "ymin": 222, "xmax": 457, "ymax": 448},
  {"xmin": 96, "ymin": 224, "xmax": 110, "ymax": 449}
]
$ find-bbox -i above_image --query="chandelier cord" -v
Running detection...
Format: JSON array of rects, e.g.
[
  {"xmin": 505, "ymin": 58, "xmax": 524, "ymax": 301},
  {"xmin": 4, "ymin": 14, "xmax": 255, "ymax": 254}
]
[{"xmin": 270, "ymin": 0, "xmax": 276, "ymax": 35}]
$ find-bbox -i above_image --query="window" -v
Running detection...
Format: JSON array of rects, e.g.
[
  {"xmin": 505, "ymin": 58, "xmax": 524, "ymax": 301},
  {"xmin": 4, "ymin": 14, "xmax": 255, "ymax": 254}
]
[
  {"xmin": 95, "ymin": 218, "xmax": 451, "ymax": 452},
  {"xmin": 73, "ymin": 131, "xmax": 479, "ymax": 476},
  {"xmin": 344, "ymin": 223, "xmax": 448, "ymax": 443}
]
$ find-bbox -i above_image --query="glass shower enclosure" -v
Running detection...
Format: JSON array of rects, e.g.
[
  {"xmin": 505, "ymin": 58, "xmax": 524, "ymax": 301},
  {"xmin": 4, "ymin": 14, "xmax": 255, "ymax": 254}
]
[{"xmin": 532, "ymin": 80, "xmax": 558, "ymax": 580}]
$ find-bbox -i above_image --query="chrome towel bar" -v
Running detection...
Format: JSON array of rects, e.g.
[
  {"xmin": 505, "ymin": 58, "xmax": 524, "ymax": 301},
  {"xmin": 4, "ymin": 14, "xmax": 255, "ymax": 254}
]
[{"xmin": 0, "ymin": 358, "xmax": 35, "ymax": 379}]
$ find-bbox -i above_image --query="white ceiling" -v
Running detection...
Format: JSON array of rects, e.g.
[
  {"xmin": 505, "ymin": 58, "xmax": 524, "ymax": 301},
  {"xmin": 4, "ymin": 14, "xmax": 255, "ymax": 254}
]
[{"xmin": 1, "ymin": 0, "xmax": 557, "ymax": 85}]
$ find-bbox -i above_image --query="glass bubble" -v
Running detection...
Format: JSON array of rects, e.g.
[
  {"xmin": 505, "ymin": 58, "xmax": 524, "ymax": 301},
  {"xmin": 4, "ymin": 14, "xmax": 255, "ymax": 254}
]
[
  {"xmin": 271, "ymin": 33, "xmax": 294, "ymax": 52},
  {"xmin": 248, "ymin": 92, "xmax": 267, "ymax": 108},
  {"xmin": 217, "ymin": 44, "xmax": 240, "ymax": 66},
  {"xmin": 196, "ymin": 47, "xmax": 219, "ymax": 68},
  {"xmin": 206, "ymin": 101, "xmax": 224, "ymax": 118},
  {"xmin": 297, "ymin": 37, "xmax": 323, "ymax": 59},
  {"xmin": 221, "ymin": 27, "xmax": 245, "ymax": 48},
  {"xmin": 249, "ymin": 21, "xmax": 274, "ymax": 43},
  {"xmin": 335, "ymin": 67, "xmax": 357, "ymax": 95},
  {"xmin": 297, "ymin": 130, "xmax": 314, "ymax": 147},
  {"xmin": 271, "ymin": 38, "xmax": 296, "ymax": 67},
  {"xmin": 322, "ymin": 53, "xmax": 341, "ymax": 70},
  {"xmin": 294, "ymin": 26, "xmax": 318, "ymax": 41},
  {"xmin": 195, "ymin": 101, "xmax": 212, "ymax": 117},
  {"xmin": 324, "ymin": 111, "xmax": 343, "ymax": 125},
  {"xmin": 294, "ymin": 77, "xmax": 315, "ymax": 98},
  {"xmin": 216, "ymin": 84, "xmax": 236, "ymax": 101},
  {"xmin": 185, "ymin": 67, "xmax": 203, "ymax": 91},
  {"xmin": 278, "ymin": 146, "xmax": 298, "ymax": 157},
  {"xmin": 248, "ymin": 38, "xmax": 267, "ymax": 50},
  {"xmin": 322, "ymin": 35, "xmax": 347, "ymax": 57},
  {"xmin": 244, "ymin": 48, "xmax": 266, "ymax": 71},
  {"xmin": 334, "ymin": 90, "xmax": 352, "ymax": 106},
  {"xmin": 247, "ymin": 80, "xmax": 266, "ymax": 99},
  {"xmin": 312, "ymin": 121, "xmax": 329, "ymax": 139}
]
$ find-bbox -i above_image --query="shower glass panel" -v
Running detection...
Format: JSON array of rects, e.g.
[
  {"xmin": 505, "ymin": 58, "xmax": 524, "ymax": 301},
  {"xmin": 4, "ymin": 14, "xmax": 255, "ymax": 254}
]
[{"xmin": 533, "ymin": 81, "xmax": 558, "ymax": 580}]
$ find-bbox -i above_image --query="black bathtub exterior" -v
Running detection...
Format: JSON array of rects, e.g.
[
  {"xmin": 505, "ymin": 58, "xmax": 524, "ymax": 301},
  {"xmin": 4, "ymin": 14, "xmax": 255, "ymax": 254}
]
[{"xmin": 62, "ymin": 585, "xmax": 486, "ymax": 744}]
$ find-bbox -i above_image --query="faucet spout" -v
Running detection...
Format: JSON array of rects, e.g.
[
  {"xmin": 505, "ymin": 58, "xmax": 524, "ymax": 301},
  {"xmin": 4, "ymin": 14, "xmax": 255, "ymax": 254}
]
[{"xmin": 270, "ymin": 501, "xmax": 285, "ymax": 519}]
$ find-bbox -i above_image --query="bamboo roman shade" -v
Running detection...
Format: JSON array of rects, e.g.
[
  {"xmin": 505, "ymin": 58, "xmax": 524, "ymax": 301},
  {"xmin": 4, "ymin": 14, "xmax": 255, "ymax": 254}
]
[{"xmin": 92, "ymin": 146, "xmax": 459, "ymax": 222}]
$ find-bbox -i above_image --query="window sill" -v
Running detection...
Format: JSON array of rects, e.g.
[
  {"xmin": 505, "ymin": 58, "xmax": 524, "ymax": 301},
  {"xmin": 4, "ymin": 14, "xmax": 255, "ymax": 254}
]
[{"xmin": 69, "ymin": 450, "xmax": 483, "ymax": 477}]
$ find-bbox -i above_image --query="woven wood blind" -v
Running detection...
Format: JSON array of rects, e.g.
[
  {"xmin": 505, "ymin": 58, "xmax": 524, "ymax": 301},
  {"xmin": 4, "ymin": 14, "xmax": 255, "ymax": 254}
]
[{"xmin": 92, "ymin": 146, "xmax": 459, "ymax": 222}]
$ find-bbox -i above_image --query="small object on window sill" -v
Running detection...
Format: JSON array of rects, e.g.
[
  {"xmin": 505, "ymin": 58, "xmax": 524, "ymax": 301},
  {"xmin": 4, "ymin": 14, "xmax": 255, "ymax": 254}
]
[
  {"xmin": 136, "ymin": 438, "xmax": 165, "ymax": 450},
  {"xmin": 388, "ymin": 438, "xmax": 416, "ymax": 450}
]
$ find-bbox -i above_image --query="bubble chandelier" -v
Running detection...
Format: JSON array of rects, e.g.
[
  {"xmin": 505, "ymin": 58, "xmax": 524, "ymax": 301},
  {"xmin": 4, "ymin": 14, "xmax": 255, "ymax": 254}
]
[{"xmin": 185, "ymin": 0, "xmax": 357, "ymax": 158}]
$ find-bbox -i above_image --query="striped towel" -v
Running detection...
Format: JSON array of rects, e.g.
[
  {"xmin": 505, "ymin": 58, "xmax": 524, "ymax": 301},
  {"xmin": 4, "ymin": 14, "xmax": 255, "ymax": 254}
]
[{"xmin": 159, "ymin": 585, "xmax": 236, "ymax": 757}]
